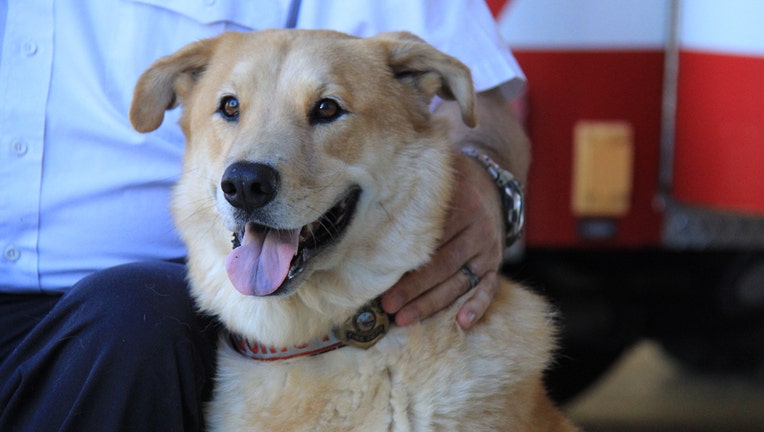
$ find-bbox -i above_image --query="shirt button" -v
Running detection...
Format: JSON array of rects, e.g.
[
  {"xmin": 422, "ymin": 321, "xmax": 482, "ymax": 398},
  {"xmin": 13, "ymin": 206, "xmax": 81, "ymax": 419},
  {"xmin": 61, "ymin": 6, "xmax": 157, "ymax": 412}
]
[
  {"xmin": 23, "ymin": 41, "xmax": 38, "ymax": 57},
  {"xmin": 4, "ymin": 246, "xmax": 21, "ymax": 262},
  {"xmin": 12, "ymin": 140, "xmax": 28, "ymax": 156}
]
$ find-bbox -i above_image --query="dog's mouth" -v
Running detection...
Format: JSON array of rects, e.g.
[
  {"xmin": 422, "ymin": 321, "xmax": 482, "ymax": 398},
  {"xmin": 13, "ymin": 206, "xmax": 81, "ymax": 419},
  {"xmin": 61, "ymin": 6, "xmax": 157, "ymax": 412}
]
[{"xmin": 225, "ymin": 186, "xmax": 361, "ymax": 297}]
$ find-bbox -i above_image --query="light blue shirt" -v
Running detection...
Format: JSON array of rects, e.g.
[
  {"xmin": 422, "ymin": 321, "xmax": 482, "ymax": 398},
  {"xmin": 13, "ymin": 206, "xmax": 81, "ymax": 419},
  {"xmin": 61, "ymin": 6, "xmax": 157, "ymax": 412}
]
[{"xmin": 0, "ymin": 0, "xmax": 524, "ymax": 293}]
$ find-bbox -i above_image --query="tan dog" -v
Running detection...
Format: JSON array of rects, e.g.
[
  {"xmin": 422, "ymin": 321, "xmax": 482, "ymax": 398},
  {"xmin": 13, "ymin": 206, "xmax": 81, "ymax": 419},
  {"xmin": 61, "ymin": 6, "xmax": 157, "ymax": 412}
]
[{"xmin": 130, "ymin": 29, "xmax": 577, "ymax": 431}]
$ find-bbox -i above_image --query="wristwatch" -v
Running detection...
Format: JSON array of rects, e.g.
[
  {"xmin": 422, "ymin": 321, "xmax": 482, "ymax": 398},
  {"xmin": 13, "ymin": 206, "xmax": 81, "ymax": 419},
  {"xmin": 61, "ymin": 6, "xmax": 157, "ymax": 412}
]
[{"xmin": 461, "ymin": 148, "xmax": 525, "ymax": 246}]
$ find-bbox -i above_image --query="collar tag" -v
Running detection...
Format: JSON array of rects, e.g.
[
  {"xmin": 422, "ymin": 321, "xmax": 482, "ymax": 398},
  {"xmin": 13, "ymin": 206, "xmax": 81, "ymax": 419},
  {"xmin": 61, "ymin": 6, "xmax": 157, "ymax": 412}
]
[
  {"xmin": 231, "ymin": 299, "xmax": 391, "ymax": 361},
  {"xmin": 334, "ymin": 298, "xmax": 390, "ymax": 349}
]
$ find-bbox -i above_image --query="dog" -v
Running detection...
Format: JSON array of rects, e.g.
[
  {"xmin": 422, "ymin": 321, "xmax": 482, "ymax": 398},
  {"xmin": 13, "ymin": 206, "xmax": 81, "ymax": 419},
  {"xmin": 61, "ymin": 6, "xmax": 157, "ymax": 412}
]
[{"xmin": 130, "ymin": 29, "xmax": 577, "ymax": 431}]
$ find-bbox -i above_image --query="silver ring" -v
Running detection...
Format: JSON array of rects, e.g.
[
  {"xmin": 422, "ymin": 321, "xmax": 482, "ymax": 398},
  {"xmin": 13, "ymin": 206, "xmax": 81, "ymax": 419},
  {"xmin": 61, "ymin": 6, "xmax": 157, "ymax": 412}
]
[{"xmin": 460, "ymin": 264, "xmax": 479, "ymax": 289}]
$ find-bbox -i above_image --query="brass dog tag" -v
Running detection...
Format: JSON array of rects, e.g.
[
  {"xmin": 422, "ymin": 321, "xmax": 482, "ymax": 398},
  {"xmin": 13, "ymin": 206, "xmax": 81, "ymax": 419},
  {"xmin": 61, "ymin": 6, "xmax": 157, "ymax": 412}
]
[{"xmin": 335, "ymin": 299, "xmax": 390, "ymax": 349}]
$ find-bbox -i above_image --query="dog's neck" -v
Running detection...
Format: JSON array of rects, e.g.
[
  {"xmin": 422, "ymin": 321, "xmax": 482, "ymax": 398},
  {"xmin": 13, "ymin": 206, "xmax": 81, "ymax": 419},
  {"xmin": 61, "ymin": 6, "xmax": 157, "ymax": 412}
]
[{"xmin": 230, "ymin": 298, "xmax": 391, "ymax": 361}]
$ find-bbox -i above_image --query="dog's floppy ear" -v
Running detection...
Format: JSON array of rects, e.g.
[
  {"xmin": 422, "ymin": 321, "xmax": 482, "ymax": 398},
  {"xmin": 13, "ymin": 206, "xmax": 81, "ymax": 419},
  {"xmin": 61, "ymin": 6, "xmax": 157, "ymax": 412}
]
[
  {"xmin": 129, "ymin": 37, "xmax": 218, "ymax": 133},
  {"xmin": 375, "ymin": 31, "xmax": 477, "ymax": 128}
]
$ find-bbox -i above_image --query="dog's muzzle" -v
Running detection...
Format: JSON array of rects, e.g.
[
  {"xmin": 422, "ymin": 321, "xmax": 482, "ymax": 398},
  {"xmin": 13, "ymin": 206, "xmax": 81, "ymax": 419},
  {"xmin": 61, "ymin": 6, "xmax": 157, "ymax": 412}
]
[{"xmin": 226, "ymin": 185, "xmax": 362, "ymax": 297}]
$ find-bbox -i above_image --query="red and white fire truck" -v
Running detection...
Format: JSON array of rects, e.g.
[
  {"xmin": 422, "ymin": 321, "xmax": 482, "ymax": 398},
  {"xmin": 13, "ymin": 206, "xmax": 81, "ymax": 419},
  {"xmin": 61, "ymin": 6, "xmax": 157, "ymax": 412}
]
[{"xmin": 490, "ymin": 0, "xmax": 764, "ymax": 400}]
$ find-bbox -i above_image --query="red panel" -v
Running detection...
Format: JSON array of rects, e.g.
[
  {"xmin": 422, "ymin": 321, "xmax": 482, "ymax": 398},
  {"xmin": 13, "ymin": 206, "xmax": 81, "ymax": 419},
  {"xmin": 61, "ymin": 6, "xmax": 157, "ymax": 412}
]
[
  {"xmin": 513, "ymin": 50, "xmax": 664, "ymax": 247},
  {"xmin": 673, "ymin": 51, "xmax": 764, "ymax": 215}
]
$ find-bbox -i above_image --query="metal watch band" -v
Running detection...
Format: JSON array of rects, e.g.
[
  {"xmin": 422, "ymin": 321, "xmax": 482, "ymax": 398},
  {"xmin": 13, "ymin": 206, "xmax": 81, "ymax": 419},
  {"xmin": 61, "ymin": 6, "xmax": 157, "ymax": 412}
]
[{"xmin": 461, "ymin": 148, "xmax": 525, "ymax": 246}]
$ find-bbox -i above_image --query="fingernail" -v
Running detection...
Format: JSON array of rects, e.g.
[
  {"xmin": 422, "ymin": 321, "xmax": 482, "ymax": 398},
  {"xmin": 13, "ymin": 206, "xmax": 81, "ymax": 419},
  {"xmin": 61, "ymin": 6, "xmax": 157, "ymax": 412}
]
[
  {"xmin": 459, "ymin": 311, "xmax": 476, "ymax": 329},
  {"xmin": 467, "ymin": 312, "xmax": 476, "ymax": 325}
]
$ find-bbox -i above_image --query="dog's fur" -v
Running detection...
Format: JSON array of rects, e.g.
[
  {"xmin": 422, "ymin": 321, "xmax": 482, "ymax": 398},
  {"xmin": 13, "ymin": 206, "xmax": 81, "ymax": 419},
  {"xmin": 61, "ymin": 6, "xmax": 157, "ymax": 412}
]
[{"xmin": 131, "ymin": 29, "xmax": 577, "ymax": 431}]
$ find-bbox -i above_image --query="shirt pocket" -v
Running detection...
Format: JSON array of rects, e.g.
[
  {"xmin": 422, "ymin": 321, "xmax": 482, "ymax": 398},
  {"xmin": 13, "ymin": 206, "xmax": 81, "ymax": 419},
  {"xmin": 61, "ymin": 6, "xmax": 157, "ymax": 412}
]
[
  {"xmin": 105, "ymin": 0, "xmax": 289, "ymax": 121},
  {"xmin": 126, "ymin": 0, "xmax": 286, "ymax": 28}
]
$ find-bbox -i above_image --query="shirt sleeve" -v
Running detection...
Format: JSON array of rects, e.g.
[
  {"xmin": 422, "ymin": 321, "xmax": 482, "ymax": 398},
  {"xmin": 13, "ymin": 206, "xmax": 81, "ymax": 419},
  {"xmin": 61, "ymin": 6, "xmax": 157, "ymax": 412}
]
[{"xmin": 295, "ymin": 0, "xmax": 526, "ymax": 98}]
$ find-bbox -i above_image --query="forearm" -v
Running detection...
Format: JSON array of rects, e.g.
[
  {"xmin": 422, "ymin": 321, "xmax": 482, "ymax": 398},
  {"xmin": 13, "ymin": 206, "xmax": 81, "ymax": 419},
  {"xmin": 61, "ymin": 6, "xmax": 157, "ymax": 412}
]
[{"xmin": 435, "ymin": 87, "xmax": 531, "ymax": 183}]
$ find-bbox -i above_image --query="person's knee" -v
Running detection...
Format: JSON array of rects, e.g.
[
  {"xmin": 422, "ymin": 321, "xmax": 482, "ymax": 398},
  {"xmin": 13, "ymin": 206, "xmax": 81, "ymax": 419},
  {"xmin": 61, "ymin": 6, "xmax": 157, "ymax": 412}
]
[{"xmin": 64, "ymin": 261, "xmax": 201, "ymax": 351}]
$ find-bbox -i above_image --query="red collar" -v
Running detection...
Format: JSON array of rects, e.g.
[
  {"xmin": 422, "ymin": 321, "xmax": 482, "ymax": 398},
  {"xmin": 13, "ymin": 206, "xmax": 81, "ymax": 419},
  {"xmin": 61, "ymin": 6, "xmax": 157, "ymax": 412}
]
[{"xmin": 230, "ymin": 332, "xmax": 345, "ymax": 361}]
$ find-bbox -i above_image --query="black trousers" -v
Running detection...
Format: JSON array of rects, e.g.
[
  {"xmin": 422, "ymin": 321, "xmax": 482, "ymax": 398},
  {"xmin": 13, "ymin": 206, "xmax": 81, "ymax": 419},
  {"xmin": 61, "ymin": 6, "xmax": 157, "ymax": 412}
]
[{"xmin": 0, "ymin": 261, "xmax": 220, "ymax": 431}]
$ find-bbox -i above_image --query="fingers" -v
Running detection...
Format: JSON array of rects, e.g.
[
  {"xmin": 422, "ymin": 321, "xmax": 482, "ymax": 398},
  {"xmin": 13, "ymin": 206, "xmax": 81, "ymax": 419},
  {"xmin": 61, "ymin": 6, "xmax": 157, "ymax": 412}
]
[
  {"xmin": 381, "ymin": 232, "xmax": 474, "ymax": 323},
  {"xmin": 381, "ymin": 209, "xmax": 499, "ymax": 327},
  {"xmin": 456, "ymin": 271, "xmax": 498, "ymax": 329},
  {"xmin": 382, "ymin": 255, "xmax": 499, "ymax": 330},
  {"xmin": 383, "ymin": 255, "xmax": 485, "ymax": 327},
  {"xmin": 382, "ymin": 225, "xmax": 471, "ymax": 304}
]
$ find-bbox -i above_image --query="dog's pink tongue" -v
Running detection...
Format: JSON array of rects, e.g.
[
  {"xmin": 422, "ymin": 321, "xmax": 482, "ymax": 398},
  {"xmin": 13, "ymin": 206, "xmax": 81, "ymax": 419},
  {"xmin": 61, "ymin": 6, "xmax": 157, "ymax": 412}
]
[{"xmin": 225, "ymin": 225, "xmax": 299, "ymax": 296}]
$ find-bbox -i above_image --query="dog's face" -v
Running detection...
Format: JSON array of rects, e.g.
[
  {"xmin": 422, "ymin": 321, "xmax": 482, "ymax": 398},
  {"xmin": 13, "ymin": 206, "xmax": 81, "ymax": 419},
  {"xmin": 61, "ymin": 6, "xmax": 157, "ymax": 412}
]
[{"xmin": 130, "ymin": 30, "xmax": 475, "ymax": 344}]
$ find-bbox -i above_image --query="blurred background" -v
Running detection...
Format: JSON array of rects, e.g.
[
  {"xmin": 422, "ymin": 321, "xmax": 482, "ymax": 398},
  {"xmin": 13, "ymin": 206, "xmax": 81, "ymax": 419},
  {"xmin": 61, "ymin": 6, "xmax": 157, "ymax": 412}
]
[{"xmin": 489, "ymin": 0, "xmax": 764, "ymax": 430}]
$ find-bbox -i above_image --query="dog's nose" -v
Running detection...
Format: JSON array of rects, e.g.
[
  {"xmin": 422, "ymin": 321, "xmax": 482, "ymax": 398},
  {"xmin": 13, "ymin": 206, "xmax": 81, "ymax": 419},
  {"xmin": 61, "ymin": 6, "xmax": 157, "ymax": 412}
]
[{"xmin": 221, "ymin": 162, "xmax": 279, "ymax": 211}]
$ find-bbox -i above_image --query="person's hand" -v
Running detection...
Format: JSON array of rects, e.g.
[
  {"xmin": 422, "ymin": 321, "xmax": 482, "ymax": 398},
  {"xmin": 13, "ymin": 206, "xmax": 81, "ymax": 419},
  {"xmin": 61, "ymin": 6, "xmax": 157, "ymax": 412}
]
[{"xmin": 381, "ymin": 152, "xmax": 505, "ymax": 329}]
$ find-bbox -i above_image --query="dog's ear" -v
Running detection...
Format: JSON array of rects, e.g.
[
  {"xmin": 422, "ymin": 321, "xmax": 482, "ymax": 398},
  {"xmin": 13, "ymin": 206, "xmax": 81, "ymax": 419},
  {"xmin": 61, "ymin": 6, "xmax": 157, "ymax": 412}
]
[
  {"xmin": 129, "ymin": 37, "xmax": 218, "ymax": 133},
  {"xmin": 375, "ymin": 31, "xmax": 477, "ymax": 128}
]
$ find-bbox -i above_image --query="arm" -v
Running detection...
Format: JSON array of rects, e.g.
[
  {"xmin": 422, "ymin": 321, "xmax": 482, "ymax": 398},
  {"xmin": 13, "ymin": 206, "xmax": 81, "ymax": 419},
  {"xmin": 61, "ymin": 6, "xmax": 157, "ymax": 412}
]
[{"xmin": 381, "ymin": 87, "xmax": 531, "ymax": 329}]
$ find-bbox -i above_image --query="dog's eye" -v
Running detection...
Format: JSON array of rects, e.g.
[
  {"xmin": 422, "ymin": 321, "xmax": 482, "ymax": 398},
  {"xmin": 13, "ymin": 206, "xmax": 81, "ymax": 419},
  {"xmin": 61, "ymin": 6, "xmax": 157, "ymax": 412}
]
[
  {"xmin": 310, "ymin": 98, "xmax": 345, "ymax": 125},
  {"xmin": 218, "ymin": 96, "xmax": 240, "ymax": 121}
]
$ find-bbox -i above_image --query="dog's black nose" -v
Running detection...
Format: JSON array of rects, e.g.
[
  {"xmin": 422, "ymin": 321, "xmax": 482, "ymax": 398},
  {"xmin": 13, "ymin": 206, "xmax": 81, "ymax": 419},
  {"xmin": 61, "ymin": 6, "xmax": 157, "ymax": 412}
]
[{"xmin": 221, "ymin": 162, "xmax": 279, "ymax": 211}]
